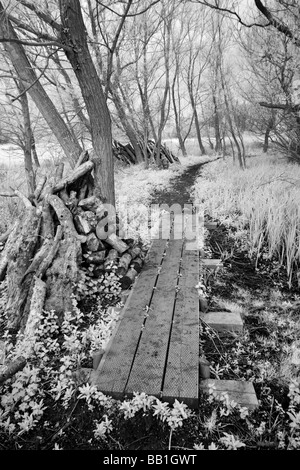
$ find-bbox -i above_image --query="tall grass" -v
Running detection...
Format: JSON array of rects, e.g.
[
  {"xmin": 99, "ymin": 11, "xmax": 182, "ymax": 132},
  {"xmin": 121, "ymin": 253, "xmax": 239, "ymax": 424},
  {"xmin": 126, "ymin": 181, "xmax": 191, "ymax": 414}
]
[{"xmin": 192, "ymin": 152, "xmax": 300, "ymax": 287}]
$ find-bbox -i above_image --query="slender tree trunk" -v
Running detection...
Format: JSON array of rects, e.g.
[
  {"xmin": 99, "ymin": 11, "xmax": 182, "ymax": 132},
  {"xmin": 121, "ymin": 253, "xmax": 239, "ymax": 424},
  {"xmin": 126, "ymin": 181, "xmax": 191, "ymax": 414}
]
[
  {"xmin": 263, "ymin": 116, "xmax": 274, "ymax": 152},
  {"xmin": 220, "ymin": 68, "xmax": 244, "ymax": 169},
  {"xmin": 154, "ymin": 12, "xmax": 173, "ymax": 167},
  {"xmin": 228, "ymin": 135, "xmax": 236, "ymax": 162},
  {"xmin": 188, "ymin": 87, "xmax": 206, "ymax": 155},
  {"xmin": 60, "ymin": 0, "xmax": 115, "ymax": 205},
  {"xmin": 110, "ymin": 86, "xmax": 143, "ymax": 163},
  {"xmin": 212, "ymin": 94, "xmax": 222, "ymax": 153},
  {"xmin": 221, "ymin": 130, "xmax": 226, "ymax": 157},
  {"xmin": 194, "ymin": 105, "xmax": 206, "ymax": 156},
  {"xmin": 17, "ymin": 82, "xmax": 36, "ymax": 198},
  {"xmin": 0, "ymin": 3, "xmax": 83, "ymax": 166},
  {"xmin": 172, "ymin": 74, "xmax": 188, "ymax": 157},
  {"xmin": 31, "ymin": 135, "xmax": 40, "ymax": 168}
]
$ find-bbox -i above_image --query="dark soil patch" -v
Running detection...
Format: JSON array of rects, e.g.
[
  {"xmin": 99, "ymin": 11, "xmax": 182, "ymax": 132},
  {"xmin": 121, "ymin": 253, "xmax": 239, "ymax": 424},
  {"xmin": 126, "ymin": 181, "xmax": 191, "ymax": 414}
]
[
  {"xmin": 206, "ymin": 222, "xmax": 299, "ymax": 305},
  {"xmin": 150, "ymin": 161, "xmax": 207, "ymax": 206}
]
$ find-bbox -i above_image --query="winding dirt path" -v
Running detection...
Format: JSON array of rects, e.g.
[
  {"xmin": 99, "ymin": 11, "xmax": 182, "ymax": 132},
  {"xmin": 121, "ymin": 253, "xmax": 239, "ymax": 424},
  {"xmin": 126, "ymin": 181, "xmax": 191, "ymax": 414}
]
[{"xmin": 149, "ymin": 161, "xmax": 207, "ymax": 207}]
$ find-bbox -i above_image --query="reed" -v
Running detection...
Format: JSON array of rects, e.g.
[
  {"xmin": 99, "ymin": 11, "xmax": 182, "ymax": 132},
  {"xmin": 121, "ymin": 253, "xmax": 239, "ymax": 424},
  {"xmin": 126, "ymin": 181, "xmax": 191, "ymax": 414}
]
[{"xmin": 193, "ymin": 152, "xmax": 300, "ymax": 287}]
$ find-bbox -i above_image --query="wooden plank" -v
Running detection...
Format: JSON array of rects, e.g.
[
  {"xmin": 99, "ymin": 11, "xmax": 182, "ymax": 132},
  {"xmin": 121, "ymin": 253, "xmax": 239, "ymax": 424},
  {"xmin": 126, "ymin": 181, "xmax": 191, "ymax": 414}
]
[
  {"xmin": 159, "ymin": 210, "xmax": 173, "ymax": 240},
  {"xmin": 184, "ymin": 205, "xmax": 203, "ymax": 251},
  {"xmin": 93, "ymin": 238, "xmax": 168, "ymax": 399},
  {"xmin": 200, "ymin": 379, "xmax": 259, "ymax": 410},
  {"xmin": 125, "ymin": 239, "xmax": 184, "ymax": 397},
  {"xmin": 200, "ymin": 311, "xmax": 243, "ymax": 333},
  {"xmin": 201, "ymin": 259, "xmax": 223, "ymax": 268},
  {"xmin": 162, "ymin": 246, "xmax": 199, "ymax": 408},
  {"xmin": 172, "ymin": 212, "xmax": 184, "ymax": 241}
]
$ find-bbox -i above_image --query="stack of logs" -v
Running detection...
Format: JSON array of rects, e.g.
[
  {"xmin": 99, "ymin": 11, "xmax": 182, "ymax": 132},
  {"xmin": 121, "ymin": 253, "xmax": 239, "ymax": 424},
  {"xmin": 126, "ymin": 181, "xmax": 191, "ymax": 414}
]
[
  {"xmin": 0, "ymin": 149, "xmax": 152, "ymax": 337},
  {"xmin": 113, "ymin": 139, "xmax": 180, "ymax": 167},
  {"xmin": 72, "ymin": 194, "xmax": 147, "ymax": 290}
]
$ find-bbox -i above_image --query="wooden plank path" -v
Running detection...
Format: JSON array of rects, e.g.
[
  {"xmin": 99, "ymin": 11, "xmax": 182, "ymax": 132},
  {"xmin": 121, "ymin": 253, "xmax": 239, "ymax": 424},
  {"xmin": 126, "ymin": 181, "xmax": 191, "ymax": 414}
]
[{"xmin": 91, "ymin": 210, "xmax": 200, "ymax": 408}]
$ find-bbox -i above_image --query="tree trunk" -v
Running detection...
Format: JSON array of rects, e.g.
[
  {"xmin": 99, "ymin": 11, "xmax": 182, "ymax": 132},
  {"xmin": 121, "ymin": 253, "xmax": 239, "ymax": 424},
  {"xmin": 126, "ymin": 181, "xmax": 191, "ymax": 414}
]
[
  {"xmin": 213, "ymin": 94, "xmax": 222, "ymax": 153},
  {"xmin": 17, "ymin": 81, "xmax": 36, "ymax": 198},
  {"xmin": 0, "ymin": 3, "xmax": 83, "ymax": 166},
  {"xmin": 43, "ymin": 196, "xmax": 82, "ymax": 315},
  {"xmin": 110, "ymin": 86, "xmax": 143, "ymax": 163},
  {"xmin": 263, "ymin": 116, "xmax": 275, "ymax": 152},
  {"xmin": 31, "ymin": 134, "xmax": 40, "ymax": 168},
  {"xmin": 189, "ymin": 88, "xmax": 206, "ymax": 155},
  {"xmin": 220, "ymin": 70, "xmax": 245, "ymax": 169},
  {"xmin": 155, "ymin": 13, "xmax": 172, "ymax": 166},
  {"xmin": 5, "ymin": 206, "xmax": 41, "ymax": 332},
  {"xmin": 172, "ymin": 74, "xmax": 188, "ymax": 157},
  {"xmin": 60, "ymin": 0, "xmax": 115, "ymax": 205}
]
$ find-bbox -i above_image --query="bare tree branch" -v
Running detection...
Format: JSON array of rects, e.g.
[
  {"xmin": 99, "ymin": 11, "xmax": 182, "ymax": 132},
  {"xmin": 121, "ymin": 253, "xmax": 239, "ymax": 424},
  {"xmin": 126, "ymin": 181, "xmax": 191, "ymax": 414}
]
[
  {"xmin": 8, "ymin": 13, "xmax": 59, "ymax": 44},
  {"xmin": 259, "ymin": 101, "xmax": 300, "ymax": 112},
  {"xmin": 105, "ymin": 0, "xmax": 133, "ymax": 95},
  {"xmin": 0, "ymin": 36, "xmax": 68, "ymax": 50},
  {"xmin": 95, "ymin": 0, "xmax": 161, "ymax": 18},
  {"xmin": 10, "ymin": 49, "xmax": 58, "ymax": 103},
  {"xmin": 193, "ymin": 1, "xmax": 300, "ymax": 45},
  {"xmin": 192, "ymin": 0, "xmax": 270, "ymax": 28},
  {"xmin": 254, "ymin": 0, "xmax": 300, "ymax": 46},
  {"xmin": 19, "ymin": 1, "xmax": 61, "ymax": 31}
]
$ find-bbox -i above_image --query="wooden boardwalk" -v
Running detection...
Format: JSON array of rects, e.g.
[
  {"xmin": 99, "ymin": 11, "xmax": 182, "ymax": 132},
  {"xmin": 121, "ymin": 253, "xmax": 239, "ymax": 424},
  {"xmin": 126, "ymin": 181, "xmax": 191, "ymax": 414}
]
[{"xmin": 92, "ymin": 211, "xmax": 200, "ymax": 408}]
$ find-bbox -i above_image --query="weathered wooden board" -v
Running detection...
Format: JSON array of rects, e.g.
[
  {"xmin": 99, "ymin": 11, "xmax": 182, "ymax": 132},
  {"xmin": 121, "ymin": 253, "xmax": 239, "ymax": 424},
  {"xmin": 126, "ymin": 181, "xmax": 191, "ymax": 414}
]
[
  {"xmin": 93, "ymin": 238, "xmax": 168, "ymax": 399},
  {"xmin": 200, "ymin": 311, "xmax": 243, "ymax": 333},
  {"xmin": 200, "ymin": 379, "xmax": 259, "ymax": 410},
  {"xmin": 125, "ymin": 239, "xmax": 184, "ymax": 397},
  {"xmin": 93, "ymin": 207, "xmax": 201, "ymax": 407},
  {"xmin": 162, "ymin": 246, "xmax": 199, "ymax": 408}
]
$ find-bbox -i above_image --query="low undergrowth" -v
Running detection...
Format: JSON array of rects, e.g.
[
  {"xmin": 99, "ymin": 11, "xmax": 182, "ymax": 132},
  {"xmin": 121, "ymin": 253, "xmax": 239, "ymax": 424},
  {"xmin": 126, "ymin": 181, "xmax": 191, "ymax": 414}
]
[
  {"xmin": 1, "ymin": 287, "xmax": 300, "ymax": 451},
  {"xmin": 196, "ymin": 221, "xmax": 300, "ymax": 450}
]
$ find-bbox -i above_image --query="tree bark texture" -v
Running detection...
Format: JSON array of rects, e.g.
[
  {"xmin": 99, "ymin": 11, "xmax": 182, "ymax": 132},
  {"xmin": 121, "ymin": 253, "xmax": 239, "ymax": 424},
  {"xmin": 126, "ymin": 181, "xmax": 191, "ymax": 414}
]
[{"xmin": 60, "ymin": 0, "xmax": 115, "ymax": 205}]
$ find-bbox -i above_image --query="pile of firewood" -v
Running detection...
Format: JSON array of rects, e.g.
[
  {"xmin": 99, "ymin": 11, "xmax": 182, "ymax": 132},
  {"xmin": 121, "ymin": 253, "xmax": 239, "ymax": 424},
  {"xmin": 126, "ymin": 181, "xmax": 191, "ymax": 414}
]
[
  {"xmin": 113, "ymin": 141, "xmax": 136, "ymax": 165},
  {"xmin": 72, "ymin": 195, "xmax": 147, "ymax": 290},
  {"xmin": 0, "ymin": 150, "xmax": 150, "ymax": 336},
  {"xmin": 113, "ymin": 139, "xmax": 180, "ymax": 167},
  {"xmin": 147, "ymin": 140, "xmax": 181, "ymax": 166}
]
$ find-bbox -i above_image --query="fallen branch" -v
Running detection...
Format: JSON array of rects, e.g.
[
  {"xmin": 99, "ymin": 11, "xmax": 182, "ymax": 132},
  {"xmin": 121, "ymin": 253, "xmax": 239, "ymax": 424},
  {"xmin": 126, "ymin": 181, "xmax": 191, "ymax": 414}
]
[
  {"xmin": 52, "ymin": 161, "xmax": 94, "ymax": 193},
  {"xmin": 75, "ymin": 150, "xmax": 89, "ymax": 169},
  {"xmin": 0, "ymin": 220, "xmax": 22, "ymax": 282},
  {"xmin": 54, "ymin": 162, "xmax": 64, "ymax": 182},
  {"xmin": 22, "ymin": 277, "xmax": 47, "ymax": 342},
  {"xmin": 1, "ymin": 188, "xmax": 33, "ymax": 208},
  {"xmin": 0, "ymin": 356, "xmax": 27, "ymax": 385},
  {"xmin": 0, "ymin": 222, "xmax": 17, "ymax": 244},
  {"xmin": 34, "ymin": 175, "xmax": 47, "ymax": 201},
  {"xmin": 47, "ymin": 195, "xmax": 86, "ymax": 242},
  {"xmin": 0, "ymin": 192, "xmax": 17, "ymax": 197},
  {"xmin": 10, "ymin": 188, "xmax": 33, "ymax": 209},
  {"xmin": 21, "ymin": 235, "xmax": 55, "ymax": 283},
  {"xmin": 36, "ymin": 226, "xmax": 63, "ymax": 278}
]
